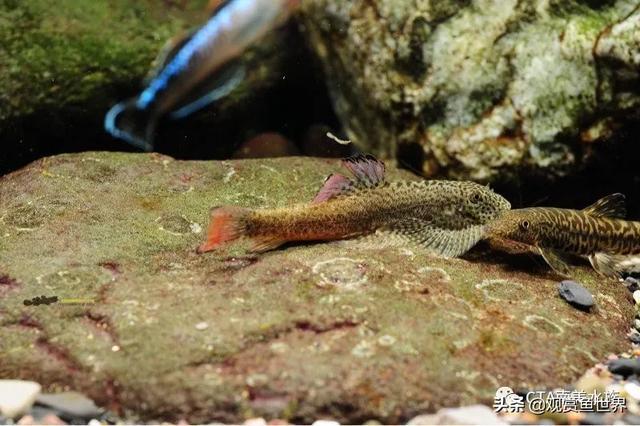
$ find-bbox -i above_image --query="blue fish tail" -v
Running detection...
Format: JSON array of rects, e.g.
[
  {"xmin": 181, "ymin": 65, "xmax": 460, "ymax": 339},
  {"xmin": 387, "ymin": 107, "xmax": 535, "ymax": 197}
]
[{"xmin": 104, "ymin": 99, "xmax": 157, "ymax": 151}]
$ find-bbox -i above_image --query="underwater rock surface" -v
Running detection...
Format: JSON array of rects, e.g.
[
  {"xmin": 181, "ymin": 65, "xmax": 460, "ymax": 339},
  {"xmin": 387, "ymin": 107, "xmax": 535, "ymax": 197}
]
[
  {"xmin": 300, "ymin": 0, "xmax": 640, "ymax": 181},
  {"xmin": 0, "ymin": 153, "xmax": 634, "ymax": 423}
]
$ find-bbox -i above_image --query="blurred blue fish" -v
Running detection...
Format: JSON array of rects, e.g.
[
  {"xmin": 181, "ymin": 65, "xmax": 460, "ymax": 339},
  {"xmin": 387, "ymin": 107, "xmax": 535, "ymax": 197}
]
[{"xmin": 105, "ymin": 0, "xmax": 299, "ymax": 151}]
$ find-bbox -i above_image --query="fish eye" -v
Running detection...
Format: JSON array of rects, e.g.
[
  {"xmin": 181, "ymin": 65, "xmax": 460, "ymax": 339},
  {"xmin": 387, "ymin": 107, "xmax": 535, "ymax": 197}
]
[
  {"xmin": 520, "ymin": 220, "xmax": 530, "ymax": 230},
  {"xmin": 471, "ymin": 193, "xmax": 482, "ymax": 202}
]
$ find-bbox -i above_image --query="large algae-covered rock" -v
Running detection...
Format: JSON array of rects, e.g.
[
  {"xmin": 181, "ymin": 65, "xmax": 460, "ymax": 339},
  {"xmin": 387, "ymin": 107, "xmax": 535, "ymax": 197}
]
[
  {"xmin": 0, "ymin": 0, "xmax": 205, "ymax": 121},
  {"xmin": 0, "ymin": 152, "xmax": 634, "ymax": 422},
  {"xmin": 299, "ymin": 0, "xmax": 640, "ymax": 181},
  {"xmin": 0, "ymin": 0, "xmax": 302, "ymax": 172}
]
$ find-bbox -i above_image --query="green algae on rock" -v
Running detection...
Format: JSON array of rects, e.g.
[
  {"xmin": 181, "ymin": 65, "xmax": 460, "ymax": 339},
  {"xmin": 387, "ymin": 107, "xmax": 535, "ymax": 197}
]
[
  {"xmin": 0, "ymin": 0, "xmax": 298, "ymax": 172},
  {"xmin": 0, "ymin": 152, "xmax": 634, "ymax": 423},
  {"xmin": 299, "ymin": 0, "xmax": 640, "ymax": 181},
  {"xmin": 0, "ymin": 0, "xmax": 203, "ymax": 122},
  {"xmin": 0, "ymin": 0, "xmax": 292, "ymax": 120}
]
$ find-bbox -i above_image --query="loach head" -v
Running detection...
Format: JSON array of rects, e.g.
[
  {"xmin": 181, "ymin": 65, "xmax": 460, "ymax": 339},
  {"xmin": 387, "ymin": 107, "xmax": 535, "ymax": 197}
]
[
  {"xmin": 457, "ymin": 181, "xmax": 511, "ymax": 224},
  {"xmin": 484, "ymin": 209, "xmax": 541, "ymax": 246}
]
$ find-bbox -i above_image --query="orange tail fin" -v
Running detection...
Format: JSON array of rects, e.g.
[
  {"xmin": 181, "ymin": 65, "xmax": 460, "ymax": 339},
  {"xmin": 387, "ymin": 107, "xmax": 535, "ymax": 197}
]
[{"xmin": 197, "ymin": 206, "xmax": 249, "ymax": 253}]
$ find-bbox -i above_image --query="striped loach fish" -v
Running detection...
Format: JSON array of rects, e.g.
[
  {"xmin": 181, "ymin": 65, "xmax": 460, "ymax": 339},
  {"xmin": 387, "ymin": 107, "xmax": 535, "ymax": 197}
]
[{"xmin": 485, "ymin": 193, "xmax": 640, "ymax": 277}]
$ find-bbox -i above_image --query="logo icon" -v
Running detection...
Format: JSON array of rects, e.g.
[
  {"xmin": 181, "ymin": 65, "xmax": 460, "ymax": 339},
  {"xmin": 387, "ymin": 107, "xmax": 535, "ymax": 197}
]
[{"xmin": 494, "ymin": 387, "xmax": 525, "ymax": 413}]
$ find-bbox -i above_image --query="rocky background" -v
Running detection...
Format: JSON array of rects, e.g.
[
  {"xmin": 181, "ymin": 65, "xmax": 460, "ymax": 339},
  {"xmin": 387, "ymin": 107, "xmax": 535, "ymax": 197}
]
[{"xmin": 299, "ymin": 0, "xmax": 640, "ymax": 212}]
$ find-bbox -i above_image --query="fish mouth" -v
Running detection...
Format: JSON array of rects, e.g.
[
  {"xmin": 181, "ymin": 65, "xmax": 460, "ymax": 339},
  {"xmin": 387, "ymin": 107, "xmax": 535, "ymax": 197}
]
[{"xmin": 486, "ymin": 237, "xmax": 533, "ymax": 254}]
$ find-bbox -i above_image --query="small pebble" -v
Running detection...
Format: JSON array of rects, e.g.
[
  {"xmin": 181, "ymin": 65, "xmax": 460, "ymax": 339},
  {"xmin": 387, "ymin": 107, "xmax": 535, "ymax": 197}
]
[
  {"xmin": 41, "ymin": 414, "xmax": 65, "ymax": 425},
  {"xmin": 377, "ymin": 335, "xmax": 396, "ymax": 347},
  {"xmin": 0, "ymin": 380, "xmax": 42, "ymax": 419},
  {"xmin": 622, "ymin": 414, "xmax": 640, "ymax": 425},
  {"xmin": 558, "ymin": 280, "xmax": 594, "ymax": 310},
  {"xmin": 626, "ymin": 277, "xmax": 640, "ymax": 293},
  {"xmin": 608, "ymin": 358, "xmax": 640, "ymax": 378},
  {"xmin": 407, "ymin": 414, "xmax": 440, "ymax": 425},
  {"xmin": 17, "ymin": 415, "xmax": 35, "ymax": 425},
  {"xmin": 35, "ymin": 391, "xmax": 102, "ymax": 420},
  {"xmin": 311, "ymin": 421, "xmax": 340, "ymax": 426},
  {"xmin": 437, "ymin": 405, "xmax": 506, "ymax": 425},
  {"xmin": 244, "ymin": 418, "xmax": 267, "ymax": 426},
  {"xmin": 28, "ymin": 406, "xmax": 55, "ymax": 422},
  {"xmin": 628, "ymin": 330, "xmax": 640, "ymax": 344},
  {"xmin": 626, "ymin": 382, "xmax": 640, "ymax": 400},
  {"xmin": 195, "ymin": 322, "xmax": 209, "ymax": 331},
  {"xmin": 633, "ymin": 290, "xmax": 640, "ymax": 305}
]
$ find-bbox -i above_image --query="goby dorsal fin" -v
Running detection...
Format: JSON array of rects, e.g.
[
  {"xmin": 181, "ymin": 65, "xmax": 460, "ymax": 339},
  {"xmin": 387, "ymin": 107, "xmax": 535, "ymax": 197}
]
[
  {"xmin": 582, "ymin": 193, "xmax": 626, "ymax": 219},
  {"xmin": 312, "ymin": 173, "xmax": 355, "ymax": 204},
  {"xmin": 341, "ymin": 154, "xmax": 386, "ymax": 188}
]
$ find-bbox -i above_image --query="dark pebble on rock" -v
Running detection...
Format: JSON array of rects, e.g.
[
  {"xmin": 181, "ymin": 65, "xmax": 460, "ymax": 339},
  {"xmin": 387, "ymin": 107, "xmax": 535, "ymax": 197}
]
[
  {"xmin": 629, "ymin": 330, "xmax": 640, "ymax": 344},
  {"xmin": 608, "ymin": 358, "xmax": 640, "ymax": 378},
  {"xmin": 28, "ymin": 405, "xmax": 57, "ymax": 422},
  {"xmin": 628, "ymin": 374, "xmax": 640, "ymax": 385},
  {"xmin": 625, "ymin": 277, "xmax": 640, "ymax": 293},
  {"xmin": 558, "ymin": 280, "xmax": 594, "ymax": 310}
]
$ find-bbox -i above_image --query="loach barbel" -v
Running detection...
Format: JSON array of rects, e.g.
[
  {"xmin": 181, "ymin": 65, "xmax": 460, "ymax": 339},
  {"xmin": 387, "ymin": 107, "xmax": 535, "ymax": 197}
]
[
  {"xmin": 485, "ymin": 193, "xmax": 640, "ymax": 278},
  {"xmin": 197, "ymin": 154, "xmax": 511, "ymax": 255},
  {"xmin": 104, "ymin": 0, "xmax": 299, "ymax": 151}
]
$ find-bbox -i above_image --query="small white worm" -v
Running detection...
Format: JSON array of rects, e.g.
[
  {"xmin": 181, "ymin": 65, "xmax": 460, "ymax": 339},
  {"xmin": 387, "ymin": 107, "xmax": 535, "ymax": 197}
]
[{"xmin": 326, "ymin": 131, "xmax": 352, "ymax": 145}]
